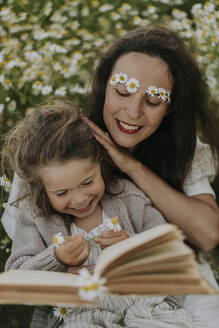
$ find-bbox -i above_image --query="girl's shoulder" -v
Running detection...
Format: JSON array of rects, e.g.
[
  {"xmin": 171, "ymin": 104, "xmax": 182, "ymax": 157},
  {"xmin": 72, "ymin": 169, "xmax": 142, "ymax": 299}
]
[
  {"xmin": 108, "ymin": 178, "xmax": 151, "ymax": 203},
  {"xmin": 184, "ymin": 137, "xmax": 217, "ymax": 185}
]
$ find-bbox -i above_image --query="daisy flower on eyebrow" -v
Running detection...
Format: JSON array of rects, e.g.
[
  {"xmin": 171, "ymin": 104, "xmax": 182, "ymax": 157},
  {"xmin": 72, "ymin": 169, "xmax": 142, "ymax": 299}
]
[
  {"xmin": 146, "ymin": 85, "xmax": 171, "ymax": 103},
  {"xmin": 109, "ymin": 73, "xmax": 119, "ymax": 85},
  {"xmin": 146, "ymin": 85, "xmax": 158, "ymax": 97},
  {"xmin": 125, "ymin": 78, "xmax": 140, "ymax": 93},
  {"xmin": 52, "ymin": 232, "xmax": 64, "ymax": 247},
  {"xmin": 158, "ymin": 88, "xmax": 168, "ymax": 101},
  {"xmin": 117, "ymin": 72, "xmax": 128, "ymax": 84}
]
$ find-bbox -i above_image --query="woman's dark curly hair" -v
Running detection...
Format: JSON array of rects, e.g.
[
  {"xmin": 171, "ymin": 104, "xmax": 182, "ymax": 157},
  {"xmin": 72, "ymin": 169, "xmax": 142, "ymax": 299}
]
[
  {"xmin": 2, "ymin": 96, "xmax": 115, "ymax": 222},
  {"xmin": 90, "ymin": 25, "xmax": 218, "ymax": 191}
]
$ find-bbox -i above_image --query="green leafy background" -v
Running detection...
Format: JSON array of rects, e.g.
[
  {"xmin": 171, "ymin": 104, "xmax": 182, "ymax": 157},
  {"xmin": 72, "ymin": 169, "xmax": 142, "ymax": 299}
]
[{"xmin": 0, "ymin": 0, "xmax": 218, "ymax": 326}]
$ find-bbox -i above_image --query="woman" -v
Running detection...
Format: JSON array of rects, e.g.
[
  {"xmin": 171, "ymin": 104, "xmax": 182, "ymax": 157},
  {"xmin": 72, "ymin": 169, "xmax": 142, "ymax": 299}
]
[{"xmin": 83, "ymin": 25, "xmax": 219, "ymax": 252}]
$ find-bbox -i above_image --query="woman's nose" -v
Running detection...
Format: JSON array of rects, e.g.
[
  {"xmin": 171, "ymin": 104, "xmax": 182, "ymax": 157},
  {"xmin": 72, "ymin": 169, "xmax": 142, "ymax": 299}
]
[{"xmin": 125, "ymin": 96, "xmax": 143, "ymax": 119}]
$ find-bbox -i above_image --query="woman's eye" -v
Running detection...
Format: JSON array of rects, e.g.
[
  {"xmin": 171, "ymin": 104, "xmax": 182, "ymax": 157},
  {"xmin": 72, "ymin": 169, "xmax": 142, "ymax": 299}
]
[
  {"xmin": 116, "ymin": 89, "xmax": 130, "ymax": 97},
  {"xmin": 56, "ymin": 190, "xmax": 67, "ymax": 197},
  {"xmin": 145, "ymin": 99, "xmax": 159, "ymax": 107}
]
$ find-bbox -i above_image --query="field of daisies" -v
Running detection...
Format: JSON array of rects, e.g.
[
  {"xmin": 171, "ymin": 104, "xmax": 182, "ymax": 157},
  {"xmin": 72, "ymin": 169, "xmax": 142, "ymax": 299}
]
[{"xmin": 0, "ymin": 0, "xmax": 219, "ymax": 325}]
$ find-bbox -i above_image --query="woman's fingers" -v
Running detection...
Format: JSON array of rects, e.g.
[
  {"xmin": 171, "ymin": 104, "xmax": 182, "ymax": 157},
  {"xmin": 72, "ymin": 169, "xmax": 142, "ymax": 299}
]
[{"xmin": 81, "ymin": 115, "xmax": 114, "ymax": 145}]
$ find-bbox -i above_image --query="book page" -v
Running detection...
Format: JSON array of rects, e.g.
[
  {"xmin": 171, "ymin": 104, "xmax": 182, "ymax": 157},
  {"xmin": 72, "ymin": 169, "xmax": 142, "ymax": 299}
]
[
  {"xmin": 103, "ymin": 239, "xmax": 193, "ymax": 278},
  {"xmin": 94, "ymin": 224, "xmax": 184, "ymax": 277},
  {"xmin": 0, "ymin": 269, "xmax": 80, "ymax": 287}
]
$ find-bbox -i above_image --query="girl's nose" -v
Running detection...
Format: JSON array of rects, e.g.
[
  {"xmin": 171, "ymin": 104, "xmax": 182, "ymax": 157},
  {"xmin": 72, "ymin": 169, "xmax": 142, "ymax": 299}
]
[{"xmin": 69, "ymin": 191, "xmax": 88, "ymax": 208}]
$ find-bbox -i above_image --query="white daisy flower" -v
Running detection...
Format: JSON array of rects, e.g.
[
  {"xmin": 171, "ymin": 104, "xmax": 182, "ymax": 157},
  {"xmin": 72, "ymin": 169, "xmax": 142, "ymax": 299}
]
[
  {"xmin": 76, "ymin": 268, "xmax": 107, "ymax": 301},
  {"xmin": 52, "ymin": 232, "xmax": 64, "ymax": 247},
  {"xmin": 105, "ymin": 217, "xmax": 121, "ymax": 232},
  {"xmin": 0, "ymin": 175, "xmax": 12, "ymax": 192},
  {"xmin": 2, "ymin": 203, "xmax": 10, "ymax": 208},
  {"xmin": 158, "ymin": 88, "xmax": 168, "ymax": 101},
  {"xmin": 55, "ymin": 86, "xmax": 67, "ymax": 96},
  {"xmin": 125, "ymin": 78, "xmax": 140, "ymax": 93},
  {"xmin": 0, "ymin": 104, "xmax": 4, "ymax": 113},
  {"xmin": 109, "ymin": 73, "xmax": 119, "ymax": 85},
  {"xmin": 146, "ymin": 86, "xmax": 158, "ymax": 97},
  {"xmin": 166, "ymin": 91, "xmax": 171, "ymax": 103},
  {"xmin": 53, "ymin": 305, "xmax": 73, "ymax": 322},
  {"xmin": 117, "ymin": 72, "xmax": 128, "ymax": 84},
  {"xmin": 41, "ymin": 85, "xmax": 53, "ymax": 95}
]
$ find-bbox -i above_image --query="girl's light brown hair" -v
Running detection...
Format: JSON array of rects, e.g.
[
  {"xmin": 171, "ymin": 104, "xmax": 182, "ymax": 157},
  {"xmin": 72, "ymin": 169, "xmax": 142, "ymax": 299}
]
[{"xmin": 2, "ymin": 96, "xmax": 114, "ymax": 218}]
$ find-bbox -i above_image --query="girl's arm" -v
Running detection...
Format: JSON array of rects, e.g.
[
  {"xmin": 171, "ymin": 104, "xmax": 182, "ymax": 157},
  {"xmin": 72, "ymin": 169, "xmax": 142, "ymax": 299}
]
[
  {"xmin": 5, "ymin": 213, "xmax": 67, "ymax": 272},
  {"xmin": 83, "ymin": 117, "xmax": 219, "ymax": 251}
]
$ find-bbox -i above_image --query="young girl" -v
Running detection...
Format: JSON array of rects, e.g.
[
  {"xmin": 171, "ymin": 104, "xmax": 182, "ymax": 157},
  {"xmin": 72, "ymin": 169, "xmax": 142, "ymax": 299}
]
[{"xmin": 3, "ymin": 97, "xmax": 203, "ymax": 328}]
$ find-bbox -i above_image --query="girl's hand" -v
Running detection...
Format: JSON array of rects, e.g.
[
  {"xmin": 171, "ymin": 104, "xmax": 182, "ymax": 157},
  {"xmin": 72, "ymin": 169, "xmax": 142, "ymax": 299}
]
[
  {"xmin": 94, "ymin": 229, "xmax": 128, "ymax": 249},
  {"xmin": 54, "ymin": 234, "xmax": 89, "ymax": 266},
  {"xmin": 81, "ymin": 116, "xmax": 137, "ymax": 175}
]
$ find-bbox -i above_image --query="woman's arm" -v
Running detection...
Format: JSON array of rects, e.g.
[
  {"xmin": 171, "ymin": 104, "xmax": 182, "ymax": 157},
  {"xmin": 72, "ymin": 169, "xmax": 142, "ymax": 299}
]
[
  {"xmin": 82, "ymin": 117, "xmax": 219, "ymax": 251},
  {"xmin": 127, "ymin": 160, "xmax": 219, "ymax": 251}
]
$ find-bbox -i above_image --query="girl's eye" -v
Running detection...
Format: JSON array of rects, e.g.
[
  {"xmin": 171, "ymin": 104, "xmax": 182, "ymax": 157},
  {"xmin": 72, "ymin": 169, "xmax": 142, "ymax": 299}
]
[
  {"xmin": 56, "ymin": 190, "xmax": 67, "ymax": 197},
  {"xmin": 116, "ymin": 89, "xmax": 130, "ymax": 97}
]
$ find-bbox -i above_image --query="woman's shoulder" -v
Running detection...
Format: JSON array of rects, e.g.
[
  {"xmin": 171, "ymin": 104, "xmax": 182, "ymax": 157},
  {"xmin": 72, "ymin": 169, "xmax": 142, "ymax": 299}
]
[{"xmin": 184, "ymin": 137, "xmax": 217, "ymax": 185}]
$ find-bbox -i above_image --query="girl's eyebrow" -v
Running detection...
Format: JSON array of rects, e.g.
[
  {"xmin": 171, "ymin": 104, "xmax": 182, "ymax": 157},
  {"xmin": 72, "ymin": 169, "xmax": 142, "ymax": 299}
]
[{"xmin": 81, "ymin": 172, "xmax": 96, "ymax": 183}]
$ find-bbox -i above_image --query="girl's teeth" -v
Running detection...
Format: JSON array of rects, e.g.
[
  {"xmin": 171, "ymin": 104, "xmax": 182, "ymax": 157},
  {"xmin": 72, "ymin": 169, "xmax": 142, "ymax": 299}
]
[
  {"xmin": 119, "ymin": 121, "xmax": 139, "ymax": 131},
  {"xmin": 74, "ymin": 202, "xmax": 90, "ymax": 210}
]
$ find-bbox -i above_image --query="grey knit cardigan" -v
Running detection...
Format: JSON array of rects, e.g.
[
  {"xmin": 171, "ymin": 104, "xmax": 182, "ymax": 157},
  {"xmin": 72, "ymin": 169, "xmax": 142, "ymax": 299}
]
[{"xmin": 5, "ymin": 179, "xmax": 183, "ymax": 328}]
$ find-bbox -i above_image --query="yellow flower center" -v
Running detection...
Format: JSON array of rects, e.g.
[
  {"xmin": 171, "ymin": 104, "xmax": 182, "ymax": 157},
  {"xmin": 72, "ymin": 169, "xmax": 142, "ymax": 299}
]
[
  {"xmin": 160, "ymin": 92, "xmax": 165, "ymax": 96},
  {"xmin": 111, "ymin": 76, "xmax": 116, "ymax": 82},
  {"xmin": 83, "ymin": 282, "xmax": 100, "ymax": 291},
  {"xmin": 52, "ymin": 236, "xmax": 58, "ymax": 243},
  {"xmin": 151, "ymin": 89, "xmax": 156, "ymax": 94},
  {"xmin": 119, "ymin": 76, "xmax": 125, "ymax": 81},
  {"xmin": 129, "ymin": 82, "xmax": 136, "ymax": 89},
  {"xmin": 60, "ymin": 307, "xmax": 67, "ymax": 315},
  {"xmin": 110, "ymin": 217, "xmax": 118, "ymax": 225}
]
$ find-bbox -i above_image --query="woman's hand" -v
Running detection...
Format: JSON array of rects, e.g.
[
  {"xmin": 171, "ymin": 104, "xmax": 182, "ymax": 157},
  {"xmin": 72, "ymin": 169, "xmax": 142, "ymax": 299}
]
[
  {"xmin": 94, "ymin": 229, "xmax": 128, "ymax": 249},
  {"xmin": 81, "ymin": 115, "xmax": 137, "ymax": 175},
  {"xmin": 54, "ymin": 234, "xmax": 89, "ymax": 266}
]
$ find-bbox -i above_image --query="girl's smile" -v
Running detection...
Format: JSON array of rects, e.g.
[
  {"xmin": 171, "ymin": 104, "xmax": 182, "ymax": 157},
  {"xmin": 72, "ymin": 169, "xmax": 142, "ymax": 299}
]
[{"xmin": 39, "ymin": 158, "xmax": 105, "ymax": 225}]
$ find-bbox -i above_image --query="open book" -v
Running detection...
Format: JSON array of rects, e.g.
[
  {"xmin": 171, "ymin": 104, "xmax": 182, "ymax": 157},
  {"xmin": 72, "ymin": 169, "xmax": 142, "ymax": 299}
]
[{"xmin": 0, "ymin": 224, "xmax": 216, "ymax": 305}]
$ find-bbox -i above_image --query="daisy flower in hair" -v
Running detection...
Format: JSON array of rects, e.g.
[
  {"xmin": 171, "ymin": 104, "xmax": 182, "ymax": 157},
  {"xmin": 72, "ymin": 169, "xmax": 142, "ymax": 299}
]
[
  {"xmin": 109, "ymin": 73, "xmax": 119, "ymax": 85},
  {"xmin": 52, "ymin": 232, "xmax": 64, "ymax": 247},
  {"xmin": 53, "ymin": 305, "xmax": 73, "ymax": 322},
  {"xmin": 125, "ymin": 78, "xmax": 140, "ymax": 93},
  {"xmin": 105, "ymin": 217, "xmax": 121, "ymax": 232},
  {"xmin": 77, "ymin": 268, "xmax": 107, "ymax": 301}
]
